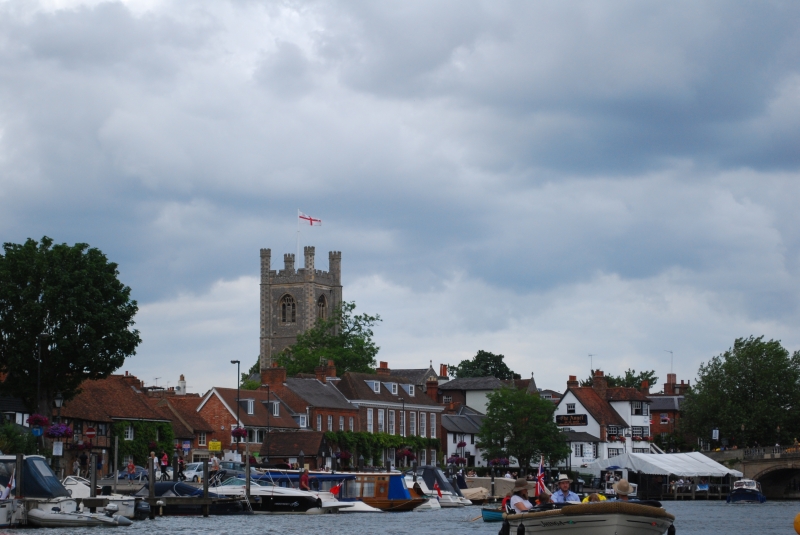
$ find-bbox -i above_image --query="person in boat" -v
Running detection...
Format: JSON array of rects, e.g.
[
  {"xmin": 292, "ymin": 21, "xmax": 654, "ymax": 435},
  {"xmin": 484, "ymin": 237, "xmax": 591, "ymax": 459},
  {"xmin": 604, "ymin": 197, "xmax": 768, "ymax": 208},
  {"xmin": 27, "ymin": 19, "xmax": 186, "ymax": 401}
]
[
  {"xmin": 509, "ymin": 478, "xmax": 535, "ymax": 512},
  {"xmin": 582, "ymin": 492, "xmax": 606, "ymax": 503},
  {"xmin": 500, "ymin": 492, "xmax": 512, "ymax": 511},
  {"xmin": 613, "ymin": 479, "xmax": 633, "ymax": 501},
  {"xmin": 551, "ymin": 474, "xmax": 580, "ymax": 503},
  {"xmin": 299, "ymin": 468, "xmax": 310, "ymax": 491},
  {"xmin": 534, "ymin": 487, "xmax": 552, "ymax": 506}
]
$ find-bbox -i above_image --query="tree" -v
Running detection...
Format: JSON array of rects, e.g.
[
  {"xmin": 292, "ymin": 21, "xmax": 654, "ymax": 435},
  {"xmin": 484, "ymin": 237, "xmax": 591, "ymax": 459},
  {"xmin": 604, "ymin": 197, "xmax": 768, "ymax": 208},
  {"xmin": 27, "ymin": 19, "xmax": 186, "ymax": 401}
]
[
  {"xmin": 240, "ymin": 357, "xmax": 260, "ymax": 390},
  {"xmin": 580, "ymin": 369, "xmax": 658, "ymax": 389},
  {"xmin": 278, "ymin": 301, "xmax": 381, "ymax": 376},
  {"xmin": 477, "ymin": 386, "xmax": 570, "ymax": 470},
  {"xmin": 449, "ymin": 350, "xmax": 521, "ymax": 380},
  {"xmin": 0, "ymin": 237, "xmax": 141, "ymax": 416},
  {"xmin": 681, "ymin": 336, "xmax": 800, "ymax": 448}
]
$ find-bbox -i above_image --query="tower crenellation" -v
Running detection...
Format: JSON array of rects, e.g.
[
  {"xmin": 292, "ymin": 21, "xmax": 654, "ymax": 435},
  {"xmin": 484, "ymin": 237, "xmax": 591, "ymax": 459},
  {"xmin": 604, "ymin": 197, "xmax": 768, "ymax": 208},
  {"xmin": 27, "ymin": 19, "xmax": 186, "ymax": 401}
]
[{"xmin": 260, "ymin": 246, "xmax": 343, "ymax": 370}]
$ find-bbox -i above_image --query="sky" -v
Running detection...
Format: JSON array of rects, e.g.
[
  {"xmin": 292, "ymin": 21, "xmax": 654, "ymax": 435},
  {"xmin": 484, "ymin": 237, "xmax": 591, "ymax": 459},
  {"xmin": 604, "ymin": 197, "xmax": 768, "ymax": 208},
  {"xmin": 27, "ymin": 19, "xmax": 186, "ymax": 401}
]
[{"xmin": 2, "ymin": 0, "xmax": 800, "ymax": 395}]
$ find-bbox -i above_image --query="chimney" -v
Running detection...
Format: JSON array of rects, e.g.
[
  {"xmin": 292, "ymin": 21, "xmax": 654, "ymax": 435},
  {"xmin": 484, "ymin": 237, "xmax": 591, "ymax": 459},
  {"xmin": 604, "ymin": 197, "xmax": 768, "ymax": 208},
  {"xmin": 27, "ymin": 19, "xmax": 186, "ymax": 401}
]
[
  {"xmin": 426, "ymin": 378, "xmax": 438, "ymax": 402},
  {"xmin": 567, "ymin": 375, "xmax": 579, "ymax": 388},
  {"xmin": 325, "ymin": 359, "xmax": 337, "ymax": 379},
  {"xmin": 260, "ymin": 365, "xmax": 287, "ymax": 387},
  {"xmin": 314, "ymin": 364, "xmax": 327, "ymax": 384},
  {"xmin": 439, "ymin": 364, "xmax": 448, "ymax": 377},
  {"xmin": 592, "ymin": 370, "xmax": 608, "ymax": 399},
  {"xmin": 665, "ymin": 373, "xmax": 677, "ymax": 395},
  {"xmin": 177, "ymin": 374, "xmax": 187, "ymax": 396},
  {"xmin": 376, "ymin": 361, "xmax": 391, "ymax": 377},
  {"xmin": 640, "ymin": 380, "xmax": 650, "ymax": 395}
]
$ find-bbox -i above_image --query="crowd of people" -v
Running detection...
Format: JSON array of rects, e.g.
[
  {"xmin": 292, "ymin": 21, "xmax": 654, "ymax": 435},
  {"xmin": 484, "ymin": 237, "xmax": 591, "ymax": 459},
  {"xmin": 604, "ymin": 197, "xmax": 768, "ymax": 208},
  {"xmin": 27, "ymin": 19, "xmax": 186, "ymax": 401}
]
[{"xmin": 503, "ymin": 473, "xmax": 634, "ymax": 513}]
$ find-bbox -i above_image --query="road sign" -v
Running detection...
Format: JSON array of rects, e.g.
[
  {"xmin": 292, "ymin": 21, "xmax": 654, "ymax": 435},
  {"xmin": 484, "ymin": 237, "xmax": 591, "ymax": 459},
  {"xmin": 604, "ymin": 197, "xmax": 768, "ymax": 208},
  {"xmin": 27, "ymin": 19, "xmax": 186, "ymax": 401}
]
[
  {"xmin": 208, "ymin": 440, "xmax": 222, "ymax": 452},
  {"xmin": 31, "ymin": 426, "xmax": 43, "ymax": 437},
  {"xmin": 53, "ymin": 442, "xmax": 63, "ymax": 456},
  {"xmin": 85, "ymin": 427, "xmax": 97, "ymax": 439}
]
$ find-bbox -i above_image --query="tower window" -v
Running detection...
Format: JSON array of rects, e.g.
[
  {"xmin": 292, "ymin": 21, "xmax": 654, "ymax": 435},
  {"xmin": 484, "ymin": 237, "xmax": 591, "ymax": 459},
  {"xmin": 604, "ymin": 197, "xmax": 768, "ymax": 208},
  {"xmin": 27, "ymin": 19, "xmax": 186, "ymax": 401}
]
[
  {"xmin": 280, "ymin": 295, "xmax": 296, "ymax": 323},
  {"xmin": 317, "ymin": 295, "xmax": 327, "ymax": 320}
]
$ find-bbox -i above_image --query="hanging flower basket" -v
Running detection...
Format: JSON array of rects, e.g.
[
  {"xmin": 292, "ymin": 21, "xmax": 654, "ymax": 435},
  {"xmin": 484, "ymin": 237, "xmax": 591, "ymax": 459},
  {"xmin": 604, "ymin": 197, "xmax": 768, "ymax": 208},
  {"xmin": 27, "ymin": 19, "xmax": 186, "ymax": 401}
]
[
  {"xmin": 335, "ymin": 451, "xmax": 352, "ymax": 461},
  {"xmin": 489, "ymin": 458, "xmax": 509, "ymax": 467},
  {"xmin": 456, "ymin": 441, "xmax": 467, "ymax": 448},
  {"xmin": 148, "ymin": 441, "xmax": 158, "ymax": 450},
  {"xmin": 26, "ymin": 414, "xmax": 49, "ymax": 427},
  {"xmin": 397, "ymin": 449, "xmax": 416, "ymax": 461},
  {"xmin": 231, "ymin": 427, "xmax": 247, "ymax": 439},
  {"xmin": 45, "ymin": 423, "xmax": 72, "ymax": 439},
  {"xmin": 609, "ymin": 435, "xmax": 617, "ymax": 442}
]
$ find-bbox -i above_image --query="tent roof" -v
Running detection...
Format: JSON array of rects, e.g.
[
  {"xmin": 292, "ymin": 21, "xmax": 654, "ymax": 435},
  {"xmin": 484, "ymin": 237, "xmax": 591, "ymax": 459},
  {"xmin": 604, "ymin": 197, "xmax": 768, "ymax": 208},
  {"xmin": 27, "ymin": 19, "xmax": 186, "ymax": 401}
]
[{"xmin": 588, "ymin": 452, "xmax": 742, "ymax": 478}]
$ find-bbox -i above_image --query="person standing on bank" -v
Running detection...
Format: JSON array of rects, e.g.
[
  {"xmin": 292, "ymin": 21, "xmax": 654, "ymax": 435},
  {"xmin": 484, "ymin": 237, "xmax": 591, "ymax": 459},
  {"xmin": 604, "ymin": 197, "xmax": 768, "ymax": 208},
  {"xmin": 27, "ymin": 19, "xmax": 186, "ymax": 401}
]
[
  {"xmin": 509, "ymin": 479, "xmax": 535, "ymax": 512},
  {"xmin": 613, "ymin": 479, "xmax": 633, "ymax": 501},
  {"xmin": 551, "ymin": 474, "xmax": 580, "ymax": 503}
]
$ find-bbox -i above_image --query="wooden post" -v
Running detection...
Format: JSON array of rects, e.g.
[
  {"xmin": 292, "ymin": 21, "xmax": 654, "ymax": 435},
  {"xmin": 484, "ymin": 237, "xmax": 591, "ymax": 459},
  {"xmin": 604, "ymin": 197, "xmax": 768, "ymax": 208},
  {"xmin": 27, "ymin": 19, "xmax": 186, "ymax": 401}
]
[
  {"xmin": 245, "ymin": 442, "xmax": 250, "ymax": 500},
  {"xmin": 172, "ymin": 451, "xmax": 179, "ymax": 482},
  {"xmin": 14, "ymin": 454, "xmax": 23, "ymax": 499},
  {"xmin": 202, "ymin": 459, "xmax": 209, "ymax": 517},
  {"xmin": 148, "ymin": 456, "xmax": 156, "ymax": 498},
  {"xmin": 113, "ymin": 437, "xmax": 118, "ymax": 495},
  {"xmin": 90, "ymin": 453, "xmax": 97, "ymax": 498}
]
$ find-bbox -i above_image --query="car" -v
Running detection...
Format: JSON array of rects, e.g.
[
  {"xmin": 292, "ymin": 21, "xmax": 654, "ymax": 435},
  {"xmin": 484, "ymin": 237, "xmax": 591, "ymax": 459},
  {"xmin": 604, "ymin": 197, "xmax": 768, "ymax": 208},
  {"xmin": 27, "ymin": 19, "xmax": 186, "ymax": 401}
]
[{"xmin": 183, "ymin": 462, "xmax": 208, "ymax": 483}]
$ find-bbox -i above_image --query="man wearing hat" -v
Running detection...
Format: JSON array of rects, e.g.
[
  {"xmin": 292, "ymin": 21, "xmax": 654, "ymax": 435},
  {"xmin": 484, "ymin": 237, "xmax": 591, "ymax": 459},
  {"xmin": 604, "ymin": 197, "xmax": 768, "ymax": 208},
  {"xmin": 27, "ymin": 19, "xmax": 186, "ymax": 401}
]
[
  {"xmin": 612, "ymin": 478, "xmax": 633, "ymax": 501},
  {"xmin": 509, "ymin": 478, "xmax": 535, "ymax": 512},
  {"xmin": 551, "ymin": 474, "xmax": 580, "ymax": 503}
]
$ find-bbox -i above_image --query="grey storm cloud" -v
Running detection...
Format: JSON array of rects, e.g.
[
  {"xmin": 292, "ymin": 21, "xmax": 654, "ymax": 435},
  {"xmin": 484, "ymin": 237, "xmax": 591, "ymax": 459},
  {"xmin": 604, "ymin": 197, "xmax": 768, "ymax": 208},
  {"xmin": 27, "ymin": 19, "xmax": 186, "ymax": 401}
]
[{"xmin": 1, "ymin": 0, "xmax": 799, "ymax": 391}]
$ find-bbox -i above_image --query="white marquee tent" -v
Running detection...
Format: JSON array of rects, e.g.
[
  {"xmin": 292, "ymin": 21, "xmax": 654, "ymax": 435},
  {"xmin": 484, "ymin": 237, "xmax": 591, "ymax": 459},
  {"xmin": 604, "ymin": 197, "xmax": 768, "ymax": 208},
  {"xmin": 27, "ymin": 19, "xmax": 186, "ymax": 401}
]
[{"xmin": 588, "ymin": 452, "xmax": 743, "ymax": 478}]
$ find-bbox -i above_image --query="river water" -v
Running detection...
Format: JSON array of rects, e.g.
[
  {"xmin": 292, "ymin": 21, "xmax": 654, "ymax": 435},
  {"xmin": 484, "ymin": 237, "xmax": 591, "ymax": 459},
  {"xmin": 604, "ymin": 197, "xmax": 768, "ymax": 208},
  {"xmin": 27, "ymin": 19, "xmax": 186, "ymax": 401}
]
[{"xmin": 8, "ymin": 501, "xmax": 799, "ymax": 534}]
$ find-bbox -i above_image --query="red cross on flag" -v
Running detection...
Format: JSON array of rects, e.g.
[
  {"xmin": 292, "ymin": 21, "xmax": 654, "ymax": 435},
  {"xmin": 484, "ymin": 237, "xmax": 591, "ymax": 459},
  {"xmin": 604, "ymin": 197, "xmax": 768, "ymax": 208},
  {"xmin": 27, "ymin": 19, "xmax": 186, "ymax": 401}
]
[{"xmin": 298, "ymin": 211, "xmax": 322, "ymax": 226}]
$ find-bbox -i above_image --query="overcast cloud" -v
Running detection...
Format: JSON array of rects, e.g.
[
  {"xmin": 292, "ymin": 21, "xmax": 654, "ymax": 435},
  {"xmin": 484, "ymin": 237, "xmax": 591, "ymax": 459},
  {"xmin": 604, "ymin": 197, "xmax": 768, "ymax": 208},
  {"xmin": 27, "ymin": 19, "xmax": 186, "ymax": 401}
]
[{"xmin": 2, "ymin": 0, "xmax": 800, "ymax": 394}]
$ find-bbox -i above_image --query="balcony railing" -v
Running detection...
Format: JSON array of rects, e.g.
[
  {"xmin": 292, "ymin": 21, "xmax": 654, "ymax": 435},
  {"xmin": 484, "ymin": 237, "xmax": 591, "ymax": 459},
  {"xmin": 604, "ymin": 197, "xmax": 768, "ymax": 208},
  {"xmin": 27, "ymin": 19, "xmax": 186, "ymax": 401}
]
[{"xmin": 743, "ymin": 445, "xmax": 800, "ymax": 459}]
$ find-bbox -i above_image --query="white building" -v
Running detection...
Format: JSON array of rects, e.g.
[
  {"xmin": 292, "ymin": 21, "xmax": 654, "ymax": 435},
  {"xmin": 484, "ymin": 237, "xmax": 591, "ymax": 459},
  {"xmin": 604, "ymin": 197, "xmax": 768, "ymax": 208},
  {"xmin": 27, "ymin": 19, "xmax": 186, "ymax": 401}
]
[
  {"xmin": 441, "ymin": 406, "xmax": 487, "ymax": 467},
  {"xmin": 553, "ymin": 370, "xmax": 653, "ymax": 462}
]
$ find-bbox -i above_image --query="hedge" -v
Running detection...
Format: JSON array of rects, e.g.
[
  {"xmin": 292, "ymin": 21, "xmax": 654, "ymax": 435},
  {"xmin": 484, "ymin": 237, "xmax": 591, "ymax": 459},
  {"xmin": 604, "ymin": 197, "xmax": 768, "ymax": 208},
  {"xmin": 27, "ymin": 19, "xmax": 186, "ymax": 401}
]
[{"xmin": 324, "ymin": 431, "xmax": 440, "ymax": 465}]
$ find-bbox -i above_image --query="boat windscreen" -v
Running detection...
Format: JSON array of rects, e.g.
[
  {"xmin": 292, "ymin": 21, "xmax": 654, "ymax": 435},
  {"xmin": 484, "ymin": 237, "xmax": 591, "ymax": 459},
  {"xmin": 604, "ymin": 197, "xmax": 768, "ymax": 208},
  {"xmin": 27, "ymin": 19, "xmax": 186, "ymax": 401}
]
[
  {"xmin": 416, "ymin": 467, "xmax": 456, "ymax": 494},
  {"xmin": 0, "ymin": 458, "xmax": 70, "ymax": 498}
]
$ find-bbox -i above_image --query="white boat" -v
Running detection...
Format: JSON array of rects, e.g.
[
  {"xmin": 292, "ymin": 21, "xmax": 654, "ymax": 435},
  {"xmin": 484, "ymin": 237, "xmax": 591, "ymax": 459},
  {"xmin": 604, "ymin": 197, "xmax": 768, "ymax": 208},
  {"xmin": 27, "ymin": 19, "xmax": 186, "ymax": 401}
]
[
  {"xmin": 503, "ymin": 501, "xmax": 674, "ymax": 535},
  {"xmin": 403, "ymin": 476, "xmax": 441, "ymax": 512},
  {"xmin": 409, "ymin": 468, "xmax": 465, "ymax": 508},
  {"xmin": 211, "ymin": 477, "xmax": 354, "ymax": 514},
  {"xmin": 25, "ymin": 497, "xmax": 132, "ymax": 527},
  {"xmin": 62, "ymin": 475, "xmax": 136, "ymax": 519}
]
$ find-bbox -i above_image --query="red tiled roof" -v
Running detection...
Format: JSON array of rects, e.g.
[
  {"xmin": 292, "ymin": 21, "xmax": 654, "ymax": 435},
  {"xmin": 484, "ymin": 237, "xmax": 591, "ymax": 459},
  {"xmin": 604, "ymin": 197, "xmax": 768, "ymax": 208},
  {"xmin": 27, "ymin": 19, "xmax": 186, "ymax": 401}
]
[
  {"xmin": 62, "ymin": 375, "xmax": 169, "ymax": 423},
  {"xmin": 568, "ymin": 388, "xmax": 628, "ymax": 428},
  {"xmin": 167, "ymin": 396, "xmax": 214, "ymax": 432},
  {"xmin": 605, "ymin": 387, "xmax": 650, "ymax": 402},
  {"xmin": 207, "ymin": 388, "xmax": 300, "ymax": 429},
  {"xmin": 334, "ymin": 372, "xmax": 441, "ymax": 406},
  {"xmin": 147, "ymin": 398, "xmax": 193, "ymax": 439}
]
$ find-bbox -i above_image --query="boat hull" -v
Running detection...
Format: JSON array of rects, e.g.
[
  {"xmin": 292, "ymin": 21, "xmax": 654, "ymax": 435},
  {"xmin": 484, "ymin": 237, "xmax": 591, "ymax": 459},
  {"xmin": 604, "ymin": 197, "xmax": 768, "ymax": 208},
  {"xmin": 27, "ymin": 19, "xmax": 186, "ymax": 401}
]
[
  {"xmin": 481, "ymin": 507, "xmax": 503, "ymax": 522},
  {"xmin": 505, "ymin": 502, "xmax": 674, "ymax": 535},
  {"xmin": 727, "ymin": 489, "xmax": 766, "ymax": 504},
  {"xmin": 27, "ymin": 509, "xmax": 101, "ymax": 528},
  {"xmin": 360, "ymin": 497, "xmax": 428, "ymax": 512}
]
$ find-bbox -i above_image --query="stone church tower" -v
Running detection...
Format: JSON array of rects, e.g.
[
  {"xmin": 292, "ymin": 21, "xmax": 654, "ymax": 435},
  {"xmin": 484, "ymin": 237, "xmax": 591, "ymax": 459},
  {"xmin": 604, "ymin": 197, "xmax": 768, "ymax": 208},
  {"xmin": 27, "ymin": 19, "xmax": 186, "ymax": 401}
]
[{"xmin": 259, "ymin": 246, "xmax": 342, "ymax": 370}]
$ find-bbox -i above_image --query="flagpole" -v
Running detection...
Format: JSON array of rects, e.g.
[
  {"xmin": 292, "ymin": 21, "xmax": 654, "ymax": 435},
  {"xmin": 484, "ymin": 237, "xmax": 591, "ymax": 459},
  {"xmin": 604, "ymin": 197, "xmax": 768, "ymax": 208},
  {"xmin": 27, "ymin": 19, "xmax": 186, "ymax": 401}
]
[{"xmin": 296, "ymin": 209, "xmax": 300, "ymax": 264}]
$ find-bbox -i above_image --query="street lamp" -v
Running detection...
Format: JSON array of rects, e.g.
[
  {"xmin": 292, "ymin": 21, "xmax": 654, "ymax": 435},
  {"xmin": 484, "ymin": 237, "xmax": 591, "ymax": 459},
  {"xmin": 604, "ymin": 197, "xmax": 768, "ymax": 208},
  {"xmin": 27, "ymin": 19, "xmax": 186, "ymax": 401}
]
[
  {"xmin": 54, "ymin": 392, "xmax": 64, "ymax": 422},
  {"xmin": 231, "ymin": 360, "xmax": 240, "ymax": 457}
]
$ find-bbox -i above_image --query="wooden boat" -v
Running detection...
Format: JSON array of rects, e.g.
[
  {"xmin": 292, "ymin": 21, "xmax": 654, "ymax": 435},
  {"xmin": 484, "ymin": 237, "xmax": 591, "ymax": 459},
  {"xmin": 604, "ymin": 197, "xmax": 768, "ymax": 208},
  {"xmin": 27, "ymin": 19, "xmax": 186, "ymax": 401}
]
[
  {"xmin": 481, "ymin": 506, "xmax": 503, "ymax": 522},
  {"xmin": 727, "ymin": 479, "xmax": 766, "ymax": 504},
  {"xmin": 502, "ymin": 501, "xmax": 674, "ymax": 534},
  {"xmin": 344, "ymin": 472, "xmax": 427, "ymax": 512}
]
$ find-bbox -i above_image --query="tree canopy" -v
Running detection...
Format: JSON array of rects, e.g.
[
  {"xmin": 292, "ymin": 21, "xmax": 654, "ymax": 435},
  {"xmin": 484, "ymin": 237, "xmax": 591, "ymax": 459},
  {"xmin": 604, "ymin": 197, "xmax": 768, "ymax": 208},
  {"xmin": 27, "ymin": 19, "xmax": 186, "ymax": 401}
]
[
  {"xmin": 449, "ymin": 350, "xmax": 520, "ymax": 380},
  {"xmin": 477, "ymin": 386, "xmax": 570, "ymax": 470},
  {"xmin": 278, "ymin": 301, "xmax": 381, "ymax": 376},
  {"xmin": 681, "ymin": 336, "xmax": 800, "ymax": 448},
  {"xmin": 0, "ymin": 237, "xmax": 141, "ymax": 415},
  {"xmin": 580, "ymin": 369, "xmax": 658, "ymax": 389}
]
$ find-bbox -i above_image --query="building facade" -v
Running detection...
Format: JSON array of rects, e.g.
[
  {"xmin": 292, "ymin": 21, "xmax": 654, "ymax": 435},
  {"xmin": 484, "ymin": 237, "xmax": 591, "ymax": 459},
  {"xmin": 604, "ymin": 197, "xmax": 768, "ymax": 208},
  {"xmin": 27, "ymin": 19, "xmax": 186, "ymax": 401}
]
[{"xmin": 259, "ymin": 246, "xmax": 342, "ymax": 369}]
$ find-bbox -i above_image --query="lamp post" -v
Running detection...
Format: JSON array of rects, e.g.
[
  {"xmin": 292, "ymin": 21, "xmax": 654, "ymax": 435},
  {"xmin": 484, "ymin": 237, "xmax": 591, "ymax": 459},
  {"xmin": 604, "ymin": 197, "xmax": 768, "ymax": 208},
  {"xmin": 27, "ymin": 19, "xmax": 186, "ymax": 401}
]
[
  {"xmin": 54, "ymin": 391, "xmax": 63, "ymax": 422},
  {"xmin": 37, "ymin": 333, "xmax": 50, "ymax": 415},
  {"xmin": 265, "ymin": 384, "xmax": 270, "ymax": 467},
  {"xmin": 231, "ymin": 360, "xmax": 240, "ymax": 458}
]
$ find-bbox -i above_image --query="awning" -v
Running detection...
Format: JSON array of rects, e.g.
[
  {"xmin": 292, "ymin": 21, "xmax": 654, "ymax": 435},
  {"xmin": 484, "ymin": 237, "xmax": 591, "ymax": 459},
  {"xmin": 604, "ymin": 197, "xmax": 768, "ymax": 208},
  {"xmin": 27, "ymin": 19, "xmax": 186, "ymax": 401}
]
[{"xmin": 588, "ymin": 452, "xmax": 742, "ymax": 478}]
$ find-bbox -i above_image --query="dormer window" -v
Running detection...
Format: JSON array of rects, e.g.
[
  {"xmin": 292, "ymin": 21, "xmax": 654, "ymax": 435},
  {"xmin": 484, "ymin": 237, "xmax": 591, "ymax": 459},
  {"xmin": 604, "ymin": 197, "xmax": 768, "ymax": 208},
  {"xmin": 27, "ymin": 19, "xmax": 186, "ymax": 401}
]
[
  {"xmin": 631, "ymin": 401, "xmax": 643, "ymax": 415},
  {"xmin": 408, "ymin": 385, "xmax": 415, "ymax": 396},
  {"xmin": 246, "ymin": 400, "xmax": 254, "ymax": 415},
  {"xmin": 298, "ymin": 415, "xmax": 307, "ymax": 427},
  {"xmin": 391, "ymin": 383, "xmax": 398, "ymax": 395},
  {"xmin": 373, "ymin": 381, "xmax": 380, "ymax": 393},
  {"xmin": 272, "ymin": 401, "xmax": 279, "ymax": 417}
]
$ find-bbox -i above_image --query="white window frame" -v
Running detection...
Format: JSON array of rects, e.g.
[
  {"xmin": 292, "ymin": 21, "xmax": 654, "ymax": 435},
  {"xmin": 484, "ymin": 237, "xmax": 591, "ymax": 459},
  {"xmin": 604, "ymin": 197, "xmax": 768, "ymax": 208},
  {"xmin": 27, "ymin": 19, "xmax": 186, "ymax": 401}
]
[
  {"xmin": 631, "ymin": 401, "xmax": 643, "ymax": 415},
  {"xmin": 443, "ymin": 395, "xmax": 452, "ymax": 403},
  {"xmin": 391, "ymin": 383, "xmax": 398, "ymax": 395},
  {"xmin": 198, "ymin": 432, "xmax": 207, "ymax": 446},
  {"xmin": 124, "ymin": 424, "xmax": 134, "ymax": 441},
  {"xmin": 400, "ymin": 411, "xmax": 406, "ymax": 437},
  {"xmin": 317, "ymin": 414, "xmax": 322, "ymax": 432},
  {"xmin": 377, "ymin": 410, "xmax": 385, "ymax": 433},
  {"xmin": 389, "ymin": 410, "xmax": 395, "ymax": 435},
  {"xmin": 367, "ymin": 409, "xmax": 373, "ymax": 433},
  {"xmin": 272, "ymin": 402, "xmax": 279, "ymax": 417},
  {"xmin": 247, "ymin": 400, "xmax": 254, "ymax": 415},
  {"xmin": 409, "ymin": 412, "xmax": 416, "ymax": 436},
  {"xmin": 299, "ymin": 415, "xmax": 307, "ymax": 428},
  {"xmin": 419, "ymin": 413, "xmax": 426, "ymax": 438},
  {"xmin": 643, "ymin": 403, "xmax": 650, "ymax": 416},
  {"xmin": 409, "ymin": 385, "xmax": 415, "ymax": 396},
  {"xmin": 339, "ymin": 416, "xmax": 344, "ymax": 431},
  {"xmin": 430, "ymin": 413, "xmax": 436, "ymax": 439},
  {"xmin": 328, "ymin": 415, "xmax": 333, "ymax": 431},
  {"xmin": 567, "ymin": 403, "xmax": 576, "ymax": 414},
  {"xmin": 373, "ymin": 382, "xmax": 380, "ymax": 393},
  {"xmin": 420, "ymin": 449, "xmax": 427, "ymax": 465},
  {"xmin": 349, "ymin": 416, "xmax": 354, "ymax": 431}
]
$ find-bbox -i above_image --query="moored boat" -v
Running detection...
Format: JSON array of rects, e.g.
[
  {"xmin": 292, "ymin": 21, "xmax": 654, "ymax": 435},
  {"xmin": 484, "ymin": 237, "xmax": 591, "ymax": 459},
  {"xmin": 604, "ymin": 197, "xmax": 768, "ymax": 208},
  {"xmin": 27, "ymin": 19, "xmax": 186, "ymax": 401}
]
[
  {"xmin": 502, "ymin": 501, "xmax": 674, "ymax": 534},
  {"xmin": 727, "ymin": 479, "xmax": 766, "ymax": 504},
  {"xmin": 254, "ymin": 470, "xmax": 382, "ymax": 513},
  {"xmin": 412, "ymin": 466, "xmax": 466, "ymax": 507},
  {"xmin": 62, "ymin": 475, "xmax": 136, "ymax": 519},
  {"xmin": 212, "ymin": 476, "xmax": 351, "ymax": 514},
  {"xmin": 481, "ymin": 506, "xmax": 503, "ymax": 522}
]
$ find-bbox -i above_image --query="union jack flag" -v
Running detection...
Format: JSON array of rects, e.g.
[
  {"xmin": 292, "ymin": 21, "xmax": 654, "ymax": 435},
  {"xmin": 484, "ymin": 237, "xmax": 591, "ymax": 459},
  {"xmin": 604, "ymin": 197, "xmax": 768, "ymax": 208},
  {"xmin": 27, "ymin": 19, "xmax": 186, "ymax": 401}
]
[{"xmin": 535, "ymin": 455, "xmax": 546, "ymax": 497}]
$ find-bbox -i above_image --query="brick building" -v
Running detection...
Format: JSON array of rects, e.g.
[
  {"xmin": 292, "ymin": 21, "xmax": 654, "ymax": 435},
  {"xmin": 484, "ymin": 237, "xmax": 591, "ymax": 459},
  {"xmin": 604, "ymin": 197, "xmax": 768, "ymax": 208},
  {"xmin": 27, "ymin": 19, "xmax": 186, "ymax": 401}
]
[
  {"xmin": 259, "ymin": 246, "xmax": 342, "ymax": 369},
  {"xmin": 648, "ymin": 373, "xmax": 691, "ymax": 447},
  {"xmin": 149, "ymin": 396, "xmax": 214, "ymax": 462}
]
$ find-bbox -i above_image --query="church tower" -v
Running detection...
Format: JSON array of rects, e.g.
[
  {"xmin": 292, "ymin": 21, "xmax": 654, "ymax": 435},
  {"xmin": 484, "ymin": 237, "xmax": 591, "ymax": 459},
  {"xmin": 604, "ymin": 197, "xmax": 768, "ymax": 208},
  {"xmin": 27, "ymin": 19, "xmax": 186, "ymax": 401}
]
[{"xmin": 259, "ymin": 247, "xmax": 342, "ymax": 370}]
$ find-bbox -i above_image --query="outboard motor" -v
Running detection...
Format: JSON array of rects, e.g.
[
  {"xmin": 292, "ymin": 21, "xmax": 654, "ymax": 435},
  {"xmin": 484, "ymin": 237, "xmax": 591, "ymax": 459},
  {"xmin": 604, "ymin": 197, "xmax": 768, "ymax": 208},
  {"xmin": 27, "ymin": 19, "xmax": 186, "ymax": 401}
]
[{"xmin": 134, "ymin": 500, "xmax": 151, "ymax": 520}]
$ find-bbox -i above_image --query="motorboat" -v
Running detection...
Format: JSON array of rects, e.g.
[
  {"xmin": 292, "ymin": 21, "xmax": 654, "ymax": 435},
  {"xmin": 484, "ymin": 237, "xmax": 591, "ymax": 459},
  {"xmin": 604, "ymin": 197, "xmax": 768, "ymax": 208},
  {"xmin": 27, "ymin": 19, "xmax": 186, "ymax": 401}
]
[
  {"xmin": 336, "ymin": 471, "xmax": 427, "ymax": 512},
  {"xmin": 134, "ymin": 481, "xmax": 248, "ymax": 515},
  {"xmin": 502, "ymin": 500, "xmax": 675, "ymax": 534},
  {"xmin": 26, "ymin": 500, "xmax": 132, "ymax": 527},
  {"xmin": 212, "ymin": 476, "xmax": 352, "ymax": 514},
  {"xmin": 403, "ymin": 475, "xmax": 441, "ymax": 511},
  {"xmin": 412, "ymin": 466, "xmax": 467, "ymax": 507},
  {"xmin": 727, "ymin": 479, "xmax": 766, "ymax": 504},
  {"xmin": 252, "ymin": 470, "xmax": 381, "ymax": 513},
  {"xmin": 62, "ymin": 475, "xmax": 136, "ymax": 519},
  {"xmin": 481, "ymin": 506, "xmax": 503, "ymax": 522}
]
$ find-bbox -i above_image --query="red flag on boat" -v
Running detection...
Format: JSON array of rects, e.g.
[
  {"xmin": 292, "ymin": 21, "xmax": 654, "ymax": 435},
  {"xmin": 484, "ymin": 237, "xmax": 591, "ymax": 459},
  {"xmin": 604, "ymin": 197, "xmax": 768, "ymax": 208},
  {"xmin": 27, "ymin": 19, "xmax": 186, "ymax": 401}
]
[
  {"xmin": 433, "ymin": 481, "xmax": 442, "ymax": 498},
  {"xmin": 330, "ymin": 483, "xmax": 341, "ymax": 495}
]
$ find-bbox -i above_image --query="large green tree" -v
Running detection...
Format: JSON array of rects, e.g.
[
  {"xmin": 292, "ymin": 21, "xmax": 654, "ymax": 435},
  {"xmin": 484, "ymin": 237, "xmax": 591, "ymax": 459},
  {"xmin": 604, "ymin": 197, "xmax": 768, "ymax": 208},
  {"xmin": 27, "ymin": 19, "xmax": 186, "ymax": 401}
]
[
  {"xmin": 450, "ymin": 350, "xmax": 520, "ymax": 380},
  {"xmin": 681, "ymin": 336, "xmax": 800, "ymax": 448},
  {"xmin": 0, "ymin": 237, "xmax": 141, "ymax": 416},
  {"xmin": 278, "ymin": 301, "xmax": 380, "ymax": 376},
  {"xmin": 477, "ymin": 386, "xmax": 570, "ymax": 470},
  {"xmin": 580, "ymin": 369, "xmax": 658, "ymax": 389}
]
